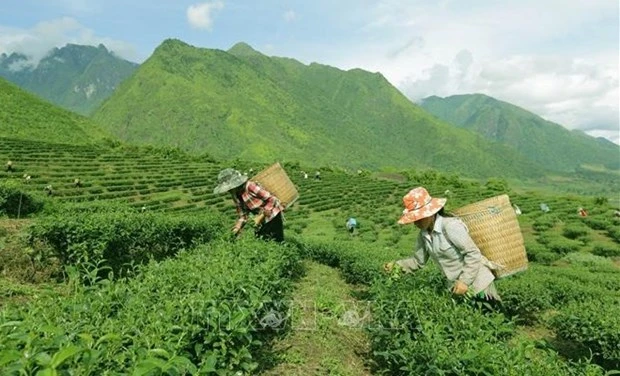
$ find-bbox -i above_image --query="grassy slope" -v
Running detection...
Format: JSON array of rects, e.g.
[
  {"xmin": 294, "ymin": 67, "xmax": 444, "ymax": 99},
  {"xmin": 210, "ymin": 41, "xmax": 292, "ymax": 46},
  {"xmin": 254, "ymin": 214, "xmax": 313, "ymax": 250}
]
[{"xmin": 0, "ymin": 78, "xmax": 110, "ymax": 144}]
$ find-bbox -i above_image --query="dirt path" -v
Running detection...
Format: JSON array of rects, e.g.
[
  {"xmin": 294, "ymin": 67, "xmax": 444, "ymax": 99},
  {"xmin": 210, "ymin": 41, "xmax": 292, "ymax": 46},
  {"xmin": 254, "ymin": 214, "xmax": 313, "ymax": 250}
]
[
  {"xmin": 260, "ymin": 260, "xmax": 372, "ymax": 376},
  {"xmin": 0, "ymin": 218, "xmax": 33, "ymax": 280},
  {"xmin": 1, "ymin": 218, "xmax": 64, "ymax": 305},
  {"xmin": 1, "ymin": 217, "xmax": 60, "ymax": 280}
]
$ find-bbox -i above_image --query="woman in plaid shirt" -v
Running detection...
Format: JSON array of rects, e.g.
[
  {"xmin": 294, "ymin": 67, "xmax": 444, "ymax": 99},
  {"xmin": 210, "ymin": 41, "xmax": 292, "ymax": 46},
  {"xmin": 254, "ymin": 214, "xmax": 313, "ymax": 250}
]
[
  {"xmin": 214, "ymin": 168, "xmax": 284, "ymax": 242},
  {"xmin": 384, "ymin": 187, "xmax": 501, "ymax": 301}
]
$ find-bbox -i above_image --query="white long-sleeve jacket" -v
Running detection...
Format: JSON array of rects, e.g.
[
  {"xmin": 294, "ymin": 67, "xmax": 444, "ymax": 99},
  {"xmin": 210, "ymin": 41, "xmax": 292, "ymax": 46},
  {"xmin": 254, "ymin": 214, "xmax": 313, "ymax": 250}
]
[{"xmin": 396, "ymin": 215, "xmax": 496, "ymax": 294}]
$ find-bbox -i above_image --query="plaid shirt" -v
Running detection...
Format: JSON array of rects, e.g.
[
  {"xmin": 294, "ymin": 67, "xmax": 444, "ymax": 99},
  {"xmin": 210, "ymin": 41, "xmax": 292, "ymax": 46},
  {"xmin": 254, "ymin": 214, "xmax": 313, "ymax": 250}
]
[{"xmin": 233, "ymin": 181, "xmax": 283, "ymax": 231}]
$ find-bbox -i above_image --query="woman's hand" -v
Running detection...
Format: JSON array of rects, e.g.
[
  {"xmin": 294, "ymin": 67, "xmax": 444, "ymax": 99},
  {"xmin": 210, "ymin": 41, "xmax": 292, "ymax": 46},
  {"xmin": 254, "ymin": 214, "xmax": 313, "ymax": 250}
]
[
  {"xmin": 253, "ymin": 213, "xmax": 266, "ymax": 227},
  {"xmin": 384, "ymin": 262, "xmax": 404, "ymax": 282},
  {"xmin": 452, "ymin": 280, "xmax": 468, "ymax": 295},
  {"xmin": 383, "ymin": 262, "xmax": 395, "ymax": 273}
]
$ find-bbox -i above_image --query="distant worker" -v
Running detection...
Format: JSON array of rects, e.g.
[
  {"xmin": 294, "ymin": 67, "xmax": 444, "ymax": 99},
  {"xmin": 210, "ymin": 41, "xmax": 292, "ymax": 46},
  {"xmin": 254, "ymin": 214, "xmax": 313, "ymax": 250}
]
[
  {"xmin": 141, "ymin": 205, "xmax": 147, "ymax": 213},
  {"xmin": 513, "ymin": 204, "xmax": 522, "ymax": 216},
  {"xmin": 23, "ymin": 174, "xmax": 31, "ymax": 183},
  {"xmin": 346, "ymin": 217, "xmax": 358, "ymax": 235},
  {"xmin": 74, "ymin": 178, "xmax": 82, "ymax": 188},
  {"xmin": 578, "ymin": 207, "xmax": 588, "ymax": 217},
  {"xmin": 614, "ymin": 210, "xmax": 620, "ymax": 218},
  {"xmin": 304, "ymin": 172, "xmax": 308, "ymax": 179},
  {"xmin": 315, "ymin": 171, "xmax": 321, "ymax": 180},
  {"xmin": 44, "ymin": 184, "xmax": 53, "ymax": 196},
  {"xmin": 214, "ymin": 168, "xmax": 284, "ymax": 243},
  {"xmin": 249, "ymin": 168, "xmax": 254, "ymax": 175},
  {"xmin": 357, "ymin": 169, "xmax": 362, "ymax": 175},
  {"xmin": 6, "ymin": 160, "xmax": 13, "ymax": 172},
  {"xmin": 540, "ymin": 203, "xmax": 550, "ymax": 213}
]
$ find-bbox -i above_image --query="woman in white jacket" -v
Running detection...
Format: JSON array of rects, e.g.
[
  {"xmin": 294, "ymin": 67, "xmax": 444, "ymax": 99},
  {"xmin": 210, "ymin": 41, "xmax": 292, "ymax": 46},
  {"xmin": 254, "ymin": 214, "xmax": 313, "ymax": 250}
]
[{"xmin": 384, "ymin": 187, "xmax": 501, "ymax": 301}]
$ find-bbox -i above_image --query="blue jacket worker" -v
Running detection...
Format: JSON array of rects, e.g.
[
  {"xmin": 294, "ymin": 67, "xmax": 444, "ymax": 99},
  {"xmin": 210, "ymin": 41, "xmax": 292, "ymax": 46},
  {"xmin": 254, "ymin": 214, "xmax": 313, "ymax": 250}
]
[{"xmin": 346, "ymin": 217, "xmax": 358, "ymax": 234}]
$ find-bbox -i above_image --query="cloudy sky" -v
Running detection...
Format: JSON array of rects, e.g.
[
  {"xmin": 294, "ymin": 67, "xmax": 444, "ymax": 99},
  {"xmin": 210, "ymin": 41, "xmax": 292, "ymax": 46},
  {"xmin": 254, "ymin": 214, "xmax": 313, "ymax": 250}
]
[{"xmin": 1, "ymin": 0, "xmax": 618, "ymax": 143}]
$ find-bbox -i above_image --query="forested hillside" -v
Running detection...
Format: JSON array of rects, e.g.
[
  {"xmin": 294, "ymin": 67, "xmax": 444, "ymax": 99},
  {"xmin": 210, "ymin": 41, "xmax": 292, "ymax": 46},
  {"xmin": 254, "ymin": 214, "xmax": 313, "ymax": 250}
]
[
  {"xmin": 92, "ymin": 39, "xmax": 545, "ymax": 179},
  {"xmin": 421, "ymin": 94, "xmax": 619, "ymax": 172}
]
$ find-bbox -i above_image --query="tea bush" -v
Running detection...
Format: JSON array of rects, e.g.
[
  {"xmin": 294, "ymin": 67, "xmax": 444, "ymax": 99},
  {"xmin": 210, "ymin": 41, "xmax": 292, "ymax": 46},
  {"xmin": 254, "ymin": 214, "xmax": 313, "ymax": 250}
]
[
  {"xmin": 550, "ymin": 297, "xmax": 620, "ymax": 370},
  {"xmin": 532, "ymin": 251, "xmax": 562, "ymax": 264},
  {"xmin": 290, "ymin": 237, "xmax": 404, "ymax": 285},
  {"xmin": 532, "ymin": 215, "xmax": 559, "ymax": 232},
  {"xmin": 27, "ymin": 210, "xmax": 227, "ymax": 276},
  {"xmin": 495, "ymin": 275, "xmax": 553, "ymax": 324},
  {"xmin": 0, "ymin": 180, "xmax": 45, "ymax": 217},
  {"xmin": 290, "ymin": 239, "xmax": 608, "ymax": 374},
  {"xmin": 582, "ymin": 216, "xmax": 611, "ymax": 231},
  {"xmin": 0, "ymin": 239, "xmax": 301, "ymax": 374},
  {"xmin": 561, "ymin": 252, "xmax": 616, "ymax": 268},
  {"xmin": 524, "ymin": 241, "xmax": 560, "ymax": 264},
  {"xmin": 540, "ymin": 235, "xmax": 582, "ymax": 255},
  {"xmin": 591, "ymin": 242, "xmax": 620, "ymax": 258},
  {"xmin": 500, "ymin": 264, "xmax": 619, "ymax": 303},
  {"xmin": 607, "ymin": 226, "xmax": 620, "ymax": 243},
  {"xmin": 367, "ymin": 270, "xmax": 601, "ymax": 375},
  {"xmin": 562, "ymin": 223, "xmax": 591, "ymax": 240}
]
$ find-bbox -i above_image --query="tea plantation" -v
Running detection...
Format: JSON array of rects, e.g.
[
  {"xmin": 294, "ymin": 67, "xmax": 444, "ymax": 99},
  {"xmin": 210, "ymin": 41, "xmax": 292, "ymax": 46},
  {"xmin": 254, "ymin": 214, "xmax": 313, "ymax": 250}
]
[{"xmin": 1, "ymin": 136, "xmax": 619, "ymax": 375}]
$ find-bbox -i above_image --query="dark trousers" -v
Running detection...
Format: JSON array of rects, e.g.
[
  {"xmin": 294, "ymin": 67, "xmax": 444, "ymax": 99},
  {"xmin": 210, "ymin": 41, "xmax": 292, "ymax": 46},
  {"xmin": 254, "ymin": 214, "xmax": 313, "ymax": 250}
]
[{"xmin": 255, "ymin": 213, "xmax": 284, "ymax": 243}]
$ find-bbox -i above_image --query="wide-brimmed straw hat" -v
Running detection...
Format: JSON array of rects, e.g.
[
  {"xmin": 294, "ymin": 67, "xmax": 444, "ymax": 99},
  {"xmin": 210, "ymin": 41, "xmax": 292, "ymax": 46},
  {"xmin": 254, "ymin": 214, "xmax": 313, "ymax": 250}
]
[
  {"xmin": 398, "ymin": 187, "xmax": 447, "ymax": 225},
  {"xmin": 213, "ymin": 168, "xmax": 248, "ymax": 194}
]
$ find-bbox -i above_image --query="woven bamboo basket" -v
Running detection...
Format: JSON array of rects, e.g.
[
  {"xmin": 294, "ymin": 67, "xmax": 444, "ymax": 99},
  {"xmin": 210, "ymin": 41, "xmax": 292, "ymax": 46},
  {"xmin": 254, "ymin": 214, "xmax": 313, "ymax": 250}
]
[
  {"xmin": 453, "ymin": 194, "xmax": 528, "ymax": 278},
  {"xmin": 251, "ymin": 162, "xmax": 299, "ymax": 209}
]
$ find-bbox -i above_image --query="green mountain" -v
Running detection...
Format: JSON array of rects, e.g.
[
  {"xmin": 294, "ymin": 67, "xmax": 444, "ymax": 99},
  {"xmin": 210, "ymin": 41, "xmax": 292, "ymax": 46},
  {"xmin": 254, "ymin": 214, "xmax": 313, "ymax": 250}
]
[
  {"xmin": 0, "ymin": 44, "xmax": 138, "ymax": 115},
  {"xmin": 0, "ymin": 77, "xmax": 110, "ymax": 144},
  {"xmin": 92, "ymin": 39, "xmax": 545, "ymax": 179},
  {"xmin": 420, "ymin": 94, "xmax": 619, "ymax": 172}
]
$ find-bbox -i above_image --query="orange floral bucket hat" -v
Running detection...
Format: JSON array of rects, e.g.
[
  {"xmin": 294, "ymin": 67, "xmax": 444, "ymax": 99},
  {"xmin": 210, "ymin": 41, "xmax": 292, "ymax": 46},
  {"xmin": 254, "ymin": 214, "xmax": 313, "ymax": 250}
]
[{"xmin": 398, "ymin": 187, "xmax": 447, "ymax": 225}]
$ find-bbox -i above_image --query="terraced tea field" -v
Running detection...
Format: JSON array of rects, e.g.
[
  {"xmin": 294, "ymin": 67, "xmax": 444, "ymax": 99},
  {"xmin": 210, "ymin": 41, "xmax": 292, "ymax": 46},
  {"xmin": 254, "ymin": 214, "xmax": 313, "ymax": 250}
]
[{"xmin": 1, "ymin": 136, "xmax": 619, "ymax": 374}]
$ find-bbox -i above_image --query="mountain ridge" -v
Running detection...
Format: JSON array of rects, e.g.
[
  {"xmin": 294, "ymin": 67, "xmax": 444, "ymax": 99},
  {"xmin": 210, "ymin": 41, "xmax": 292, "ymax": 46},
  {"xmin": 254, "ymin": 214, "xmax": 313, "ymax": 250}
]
[
  {"xmin": 92, "ymin": 39, "xmax": 546, "ymax": 179},
  {"xmin": 420, "ymin": 93, "xmax": 619, "ymax": 172},
  {"xmin": 0, "ymin": 43, "xmax": 138, "ymax": 115}
]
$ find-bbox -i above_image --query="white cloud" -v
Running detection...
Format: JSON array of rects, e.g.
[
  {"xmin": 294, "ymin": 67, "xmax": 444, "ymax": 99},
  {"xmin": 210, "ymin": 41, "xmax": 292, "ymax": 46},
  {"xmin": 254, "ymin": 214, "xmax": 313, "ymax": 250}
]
[
  {"xmin": 283, "ymin": 10, "xmax": 296, "ymax": 23},
  {"xmin": 187, "ymin": 1, "xmax": 224, "ymax": 30},
  {"xmin": 0, "ymin": 17, "xmax": 137, "ymax": 67},
  {"xmin": 398, "ymin": 51, "xmax": 619, "ymax": 142},
  {"xmin": 329, "ymin": 0, "xmax": 619, "ymax": 144},
  {"xmin": 6, "ymin": 58, "xmax": 32, "ymax": 72},
  {"xmin": 586, "ymin": 130, "xmax": 620, "ymax": 145}
]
